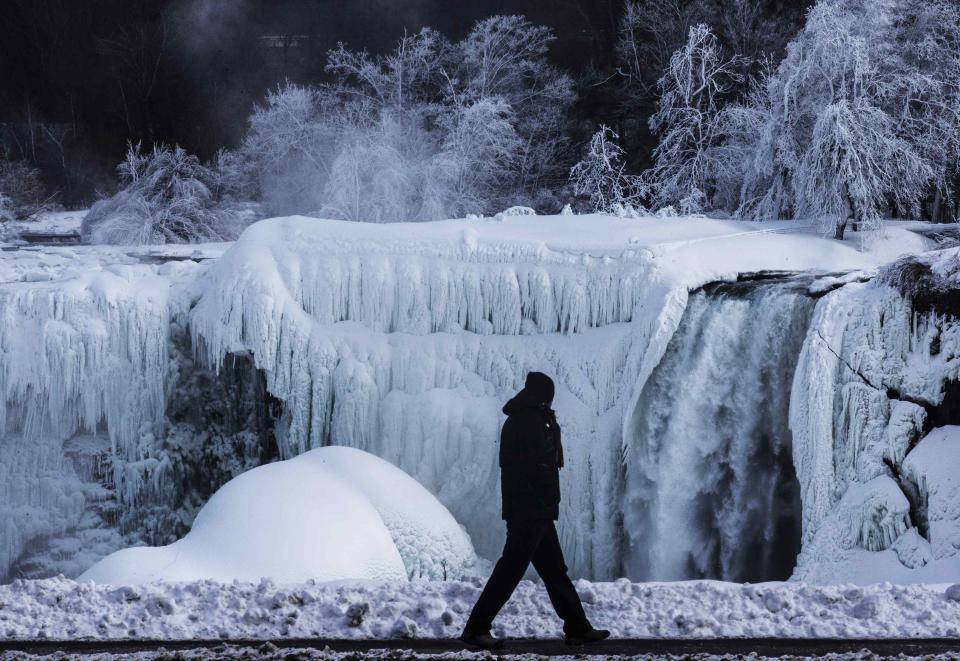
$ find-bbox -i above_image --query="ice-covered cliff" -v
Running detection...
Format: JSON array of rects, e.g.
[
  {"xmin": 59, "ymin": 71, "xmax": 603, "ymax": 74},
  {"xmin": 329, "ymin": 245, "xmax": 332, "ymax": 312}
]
[
  {"xmin": 187, "ymin": 214, "xmax": 888, "ymax": 578},
  {"xmin": 0, "ymin": 245, "xmax": 224, "ymax": 579},
  {"xmin": 2, "ymin": 212, "xmax": 953, "ymax": 585},
  {"xmin": 791, "ymin": 248, "xmax": 960, "ymax": 583}
]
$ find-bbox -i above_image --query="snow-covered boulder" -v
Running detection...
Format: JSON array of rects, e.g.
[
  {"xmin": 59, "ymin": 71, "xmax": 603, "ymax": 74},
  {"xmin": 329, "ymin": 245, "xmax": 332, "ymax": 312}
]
[{"xmin": 80, "ymin": 447, "xmax": 477, "ymax": 584}]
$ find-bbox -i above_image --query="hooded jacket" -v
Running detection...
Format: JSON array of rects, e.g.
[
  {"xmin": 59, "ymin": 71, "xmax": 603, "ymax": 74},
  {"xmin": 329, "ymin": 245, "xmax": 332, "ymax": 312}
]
[{"xmin": 498, "ymin": 372, "xmax": 565, "ymax": 521}]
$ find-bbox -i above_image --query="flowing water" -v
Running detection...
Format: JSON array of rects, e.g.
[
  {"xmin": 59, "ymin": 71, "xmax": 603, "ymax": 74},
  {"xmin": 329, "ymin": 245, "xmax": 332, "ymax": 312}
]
[{"xmin": 622, "ymin": 275, "xmax": 815, "ymax": 582}]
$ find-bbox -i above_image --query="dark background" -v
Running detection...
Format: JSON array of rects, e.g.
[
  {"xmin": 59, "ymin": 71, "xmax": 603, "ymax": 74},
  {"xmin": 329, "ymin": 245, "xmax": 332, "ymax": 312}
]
[{"xmin": 0, "ymin": 0, "xmax": 807, "ymax": 205}]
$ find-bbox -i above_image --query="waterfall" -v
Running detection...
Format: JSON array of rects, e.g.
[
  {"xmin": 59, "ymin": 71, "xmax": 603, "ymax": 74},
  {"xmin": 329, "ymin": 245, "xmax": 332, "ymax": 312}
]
[{"xmin": 623, "ymin": 276, "xmax": 814, "ymax": 582}]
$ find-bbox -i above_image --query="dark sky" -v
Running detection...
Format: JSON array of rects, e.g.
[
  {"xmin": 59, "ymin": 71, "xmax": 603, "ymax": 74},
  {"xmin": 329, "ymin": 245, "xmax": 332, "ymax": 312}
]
[{"xmin": 0, "ymin": 0, "xmax": 621, "ymax": 162}]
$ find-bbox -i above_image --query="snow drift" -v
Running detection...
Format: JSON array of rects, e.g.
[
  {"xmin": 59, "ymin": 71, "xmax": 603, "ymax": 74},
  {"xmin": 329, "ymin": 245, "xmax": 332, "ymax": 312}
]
[{"xmin": 80, "ymin": 446, "xmax": 477, "ymax": 584}]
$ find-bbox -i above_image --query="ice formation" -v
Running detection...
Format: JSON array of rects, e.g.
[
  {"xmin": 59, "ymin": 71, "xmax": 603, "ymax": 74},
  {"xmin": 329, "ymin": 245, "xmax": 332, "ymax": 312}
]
[
  {"xmin": 188, "ymin": 216, "xmax": 681, "ymax": 572},
  {"xmin": 0, "ymin": 247, "xmax": 210, "ymax": 578},
  {"xmin": 791, "ymin": 248, "xmax": 960, "ymax": 583},
  {"xmin": 187, "ymin": 214, "xmax": 889, "ymax": 578},
  {"xmin": 3, "ymin": 212, "xmax": 956, "ymax": 586}
]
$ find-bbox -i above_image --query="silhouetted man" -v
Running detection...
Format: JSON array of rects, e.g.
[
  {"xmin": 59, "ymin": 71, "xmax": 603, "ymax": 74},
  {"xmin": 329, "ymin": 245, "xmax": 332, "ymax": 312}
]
[{"xmin": 460, "ymin": 372, "xmax": 610, "ymax": 649}]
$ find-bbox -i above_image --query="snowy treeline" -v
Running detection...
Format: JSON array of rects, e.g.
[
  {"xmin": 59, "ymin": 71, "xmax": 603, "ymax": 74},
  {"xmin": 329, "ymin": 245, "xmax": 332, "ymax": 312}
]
[
  {"xmin": 641, "ymin": 0, "xmax": 960, "ymax": 236},
  {"xmin": 7, "ymin": 0, "xmax": 958, "ymax": 244}
]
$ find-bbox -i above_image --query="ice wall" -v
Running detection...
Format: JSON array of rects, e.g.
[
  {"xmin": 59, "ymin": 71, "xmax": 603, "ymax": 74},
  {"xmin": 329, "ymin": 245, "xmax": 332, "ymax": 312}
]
[
  {"xmin": 623, "ymin": 278, "xmax": 811, "ymax": 582},
  {"xmin": 187, "ymin": 215, "xmax": 902, "ymax": 580},
  {"xmin": 190, "ymin": 217, "xmax": 692, "ymax": 575},
  {"xmin": 790, "ymin": 248, "xmax": 960, "ymax": 583},
  {"xmin": 6, "ymin": 214, "xmax": 937, "ymax": 584},
  {"xmin": 0, "ymin": 253, "xmax": 205, "ymax": 578}
]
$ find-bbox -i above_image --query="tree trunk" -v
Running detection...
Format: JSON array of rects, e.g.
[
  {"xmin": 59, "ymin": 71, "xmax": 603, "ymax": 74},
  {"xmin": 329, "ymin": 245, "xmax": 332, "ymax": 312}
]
[
  {"xmin": 932, "ymin": 188, "xmax": 944, "ymax": 224},
  {"xmin": 834, "ymin": 218, "xmax": 847, "ymax": 240}
]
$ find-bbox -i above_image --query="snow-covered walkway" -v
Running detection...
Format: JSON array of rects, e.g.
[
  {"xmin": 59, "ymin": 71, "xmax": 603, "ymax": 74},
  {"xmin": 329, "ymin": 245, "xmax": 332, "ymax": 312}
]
[{"xmin": 1, "ymin": 578, "xmax": 958, "ymax": 641}]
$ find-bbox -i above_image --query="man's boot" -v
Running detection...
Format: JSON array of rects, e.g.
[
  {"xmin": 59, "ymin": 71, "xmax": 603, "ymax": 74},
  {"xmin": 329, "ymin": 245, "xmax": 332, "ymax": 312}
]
[
  {"xmin": 459, "ymin": 630, "xmax": 505, "ymax": 650},
  {"xmin": 564, "ymin": 627, "xmax": 611, "ymax": 645}
]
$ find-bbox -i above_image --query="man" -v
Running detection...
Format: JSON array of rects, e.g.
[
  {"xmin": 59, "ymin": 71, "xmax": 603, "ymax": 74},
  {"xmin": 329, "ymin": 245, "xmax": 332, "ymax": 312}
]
[{"xmin": 460, "ymin": 371, "xmax": 610, "ymax": 649}]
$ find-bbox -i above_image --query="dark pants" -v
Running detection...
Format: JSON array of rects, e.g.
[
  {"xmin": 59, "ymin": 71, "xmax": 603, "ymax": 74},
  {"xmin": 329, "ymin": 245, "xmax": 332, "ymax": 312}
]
[{"xmin": 464, "ymin": 519, "xmax": 590, "ymax": 636}]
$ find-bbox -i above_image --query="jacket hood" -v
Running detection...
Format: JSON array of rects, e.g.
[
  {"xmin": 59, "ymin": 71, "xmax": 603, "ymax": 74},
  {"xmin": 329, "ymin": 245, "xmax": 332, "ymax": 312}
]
[{"xmin": 502, "ymin": 371, "xmax": 555, "ymax": 415}]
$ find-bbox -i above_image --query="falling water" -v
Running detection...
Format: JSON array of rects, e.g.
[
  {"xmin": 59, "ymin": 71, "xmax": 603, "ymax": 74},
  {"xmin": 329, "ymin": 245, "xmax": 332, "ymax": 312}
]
[{"xmin": 623, "ymin": 275, "xmax": 814, "ymax": 582}]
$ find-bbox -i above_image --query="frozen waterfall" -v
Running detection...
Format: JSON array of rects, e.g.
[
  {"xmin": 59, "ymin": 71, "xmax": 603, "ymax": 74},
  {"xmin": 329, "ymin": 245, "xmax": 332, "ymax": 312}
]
[
  {"xmin": 3, "ymin": 215, "xmax": 956, "ymax": 585},
  {"xmin": 623, "ymin": 277, "xmax": 812, "ymax": 582}
]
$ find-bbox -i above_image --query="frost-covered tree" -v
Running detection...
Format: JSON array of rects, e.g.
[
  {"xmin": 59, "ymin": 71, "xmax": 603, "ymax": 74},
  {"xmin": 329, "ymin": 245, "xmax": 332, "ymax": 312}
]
[
  {"xmin": 615, "ymin": 0, "xmax": 805, "ymax": 129},
  {"xmin": 435, "ymin": 95, "xmax": 521, "ymax": 217},
  {"xmin": 646, "ymin": 24, "xmax": 747, "ymax": 211},
  {"xmin": 321, "ymin": 115, "xmax": 436, "ymax": 223},
  {"xmin": 795, "ymin": 101, "xmax": 932, "ymax": 237},
  {"xmin": 570, "ymin": 126, "xmax": 646, "ymax": 213},
  {"xmin": 0, "ymin": 160, "xmax": 51, "ymax": 221},
  {"xmin": 241, "ymin": 82, "xmax": 341, "ymax": 216},
  {"xmin": 0, "ymin": 192, "xmax": 14, "ymax": 224},
  {"xmin": 892, "ymin": 0, "xmax": 960, "ymax": 223},
  {"xmin": 456, "ymin": 15, "xmax": 575, "ymax": 207},
  {"xmin": 81, "ymin": 143, "xmax": 239, "ymax": 245},
  {"xmin": 237, "ymin": 16, "xmax": 574, "ymax": 222},
  {"xmin": 738, "ymin": 0, "xmax": 958, "ymax": 236}
]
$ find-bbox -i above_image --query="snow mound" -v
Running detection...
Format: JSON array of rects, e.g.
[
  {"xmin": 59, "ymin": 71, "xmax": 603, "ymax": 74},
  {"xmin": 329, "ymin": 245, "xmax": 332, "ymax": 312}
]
[
  {"xmin": 79, "ymin": 447, "xmax": 476, "ymax": 584},
  {"xmin": 300, "ymin": 446, "xmax": 477, "ymax": 581}
]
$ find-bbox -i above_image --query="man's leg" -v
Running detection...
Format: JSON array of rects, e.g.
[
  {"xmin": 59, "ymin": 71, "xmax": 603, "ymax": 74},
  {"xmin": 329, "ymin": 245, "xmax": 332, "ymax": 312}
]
[
  {"xmin": 530, "ymin": 522, "xmax": 591, "ymax": 635},
  {"xmin": 463, "ymin": 519, "xmax": 547, "ymax": 634}
]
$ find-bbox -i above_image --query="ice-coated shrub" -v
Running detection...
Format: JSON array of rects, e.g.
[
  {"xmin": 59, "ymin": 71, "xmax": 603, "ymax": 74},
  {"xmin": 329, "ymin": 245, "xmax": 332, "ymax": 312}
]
[
  {"xmin": 82, "ymin": 144, "xmax": 241, "ymax": 245},
  {"xmin": 570, "ymin": 126, "xmax": 647, "ymax": 213}
]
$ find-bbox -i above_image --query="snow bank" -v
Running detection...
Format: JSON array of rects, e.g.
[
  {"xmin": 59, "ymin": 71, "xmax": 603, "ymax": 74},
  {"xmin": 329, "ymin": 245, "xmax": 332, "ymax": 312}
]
[
  {"xmin": 3, "ymin": 576, "xmax": 960, "ymax": 640},
  {"xmin": 80, "ymin": 447, "xmax": 476, "ymax": 584}
]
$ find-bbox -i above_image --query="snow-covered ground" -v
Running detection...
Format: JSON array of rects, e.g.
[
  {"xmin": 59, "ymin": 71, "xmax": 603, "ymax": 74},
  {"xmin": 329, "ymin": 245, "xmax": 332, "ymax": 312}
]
[
  {"xmin": 0, "ymin": 210, "xmax": 85, "ymax": 243},
  {"xmin": 0, "ymin": 575, "xmax": 959, "ymax": 640}
]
